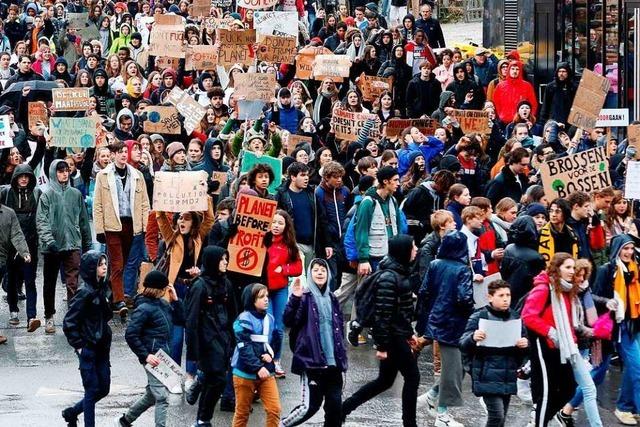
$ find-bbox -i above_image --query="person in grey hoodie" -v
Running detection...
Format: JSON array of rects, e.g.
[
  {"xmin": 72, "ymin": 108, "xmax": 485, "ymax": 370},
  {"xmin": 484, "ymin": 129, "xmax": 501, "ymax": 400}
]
[{"xmin": 36, "ymin": 159, "xmax": 92, "ymax": 334}]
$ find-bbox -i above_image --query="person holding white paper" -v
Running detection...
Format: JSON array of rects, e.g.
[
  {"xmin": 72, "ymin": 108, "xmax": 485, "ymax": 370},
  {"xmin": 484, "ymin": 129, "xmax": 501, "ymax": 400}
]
[{"xmin": 460, "ymin": 279, "xmax": 528, "ymax": 427}]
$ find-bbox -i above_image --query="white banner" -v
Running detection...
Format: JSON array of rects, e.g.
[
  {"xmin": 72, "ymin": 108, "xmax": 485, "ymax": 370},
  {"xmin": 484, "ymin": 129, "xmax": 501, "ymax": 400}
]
[{"xmin": 596, "ymin": 108, "xmax": 629, "ymax": 127}]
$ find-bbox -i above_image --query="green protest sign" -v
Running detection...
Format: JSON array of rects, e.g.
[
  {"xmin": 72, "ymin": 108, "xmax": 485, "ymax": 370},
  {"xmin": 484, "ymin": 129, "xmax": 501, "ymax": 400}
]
[{"xmin": 240, "ymin": 151, "xmax": 282, "ymax": 194}]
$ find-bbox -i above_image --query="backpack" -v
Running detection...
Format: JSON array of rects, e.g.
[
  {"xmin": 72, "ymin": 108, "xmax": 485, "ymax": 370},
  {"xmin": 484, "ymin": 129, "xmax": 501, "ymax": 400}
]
[{"xmin": 354, "ymin": 269, "xmax": 395, "ymax": 328}]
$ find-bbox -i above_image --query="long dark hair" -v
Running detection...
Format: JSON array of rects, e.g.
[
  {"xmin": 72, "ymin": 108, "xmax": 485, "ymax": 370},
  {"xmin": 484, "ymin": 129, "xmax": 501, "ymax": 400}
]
[{"xmin": 265, "ymin": 209, "xmax": 300, "ymax": 261}]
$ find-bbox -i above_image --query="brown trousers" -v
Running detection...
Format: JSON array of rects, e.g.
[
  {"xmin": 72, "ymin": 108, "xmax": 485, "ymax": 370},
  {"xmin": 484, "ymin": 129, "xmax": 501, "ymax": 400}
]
[
  {"xmin": 105, "ymin": 218, "xmax": 133, "ymax": 303},
  {"xmin": 232, "ymin": 375, "xmax": 281, "ymax": 427}
]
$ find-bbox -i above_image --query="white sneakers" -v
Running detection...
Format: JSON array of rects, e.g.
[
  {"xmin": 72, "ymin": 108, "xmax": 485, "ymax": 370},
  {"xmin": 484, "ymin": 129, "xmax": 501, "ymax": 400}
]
[
  {"xmin": 417, "ymin": 392, "xmax": 436, "ymax": 417},
  {"xmin": 615, "ymin": 409, "xmax": 638, "ymax": 426},
  {"xmin": 434, "ymin": 412, "xmax": 464, "ymax": 427}
]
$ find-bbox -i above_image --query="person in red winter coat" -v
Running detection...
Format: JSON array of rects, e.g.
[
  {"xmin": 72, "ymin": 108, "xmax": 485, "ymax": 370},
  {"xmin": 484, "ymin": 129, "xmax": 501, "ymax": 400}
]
[{"xmin": 493, "ymin": 60, "xmax": 538, "ymax": 125}]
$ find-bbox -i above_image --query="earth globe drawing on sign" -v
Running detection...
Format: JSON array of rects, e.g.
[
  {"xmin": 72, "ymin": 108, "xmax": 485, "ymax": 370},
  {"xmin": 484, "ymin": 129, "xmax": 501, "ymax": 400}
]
[
  {"xmin": 149, "ymin": 111, "xmax": 161, "ymax": 123},
  {"xmin": 81, "ymin": 134, "xmax": 94, "ymax": 147},
  {"xmin": 0, "ymin": 119, "xmax": 5, "ymax": 130}
]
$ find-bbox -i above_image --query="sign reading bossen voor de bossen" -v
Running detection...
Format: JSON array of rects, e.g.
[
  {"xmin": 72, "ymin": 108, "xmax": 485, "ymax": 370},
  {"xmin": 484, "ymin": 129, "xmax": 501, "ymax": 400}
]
[
  {"xmin": 539, "ymin": 146, "xmax": 611, "ymax": 199},
  {"xmin": 227, "ymin": 194, "xmax": 277, "ymax": 276}
]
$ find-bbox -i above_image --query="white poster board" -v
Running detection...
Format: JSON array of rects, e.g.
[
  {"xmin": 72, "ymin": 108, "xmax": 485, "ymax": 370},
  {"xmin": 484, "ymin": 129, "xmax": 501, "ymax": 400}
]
[
  {"xmin": 144, "ymin": 349, "xmax": 184, "ymax": 393},
  {"xmin": 0, "ymin": 115, "xmax": 13, "ymax": 148},
  {"xmin": 477, "ymin": 319, "xmax": 522, "ymax": 348},
  {"xmin": 253, "ymin": 11, "xmax": 298, "ymax": 45},
  {"xmin": 625, "ymin": 161, "xmax": 640, "ymax": 200},
  {"xmin": 473, "ymin": 272, "xmax": 501, "ymax": 309}
]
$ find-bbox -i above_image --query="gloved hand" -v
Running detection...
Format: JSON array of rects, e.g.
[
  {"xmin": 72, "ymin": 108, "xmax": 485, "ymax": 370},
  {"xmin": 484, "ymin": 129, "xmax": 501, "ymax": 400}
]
[
  {"xmin": 207, "ymin": 180, "xmax": 220, "ymax": 195},
  {"xmin": 96, "ymin": 233, "xmax": 106, "ymax": 244},
  {"xmin": 47, "ymin": 242, "xmax": 59, "ymax": 253}
]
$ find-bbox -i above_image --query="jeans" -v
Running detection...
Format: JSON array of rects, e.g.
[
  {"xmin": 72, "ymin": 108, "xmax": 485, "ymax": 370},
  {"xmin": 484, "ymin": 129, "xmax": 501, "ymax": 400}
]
[
  {"xmin": 568, "ymin": 352, "xmax": 603, "ymax": 426},
  {"xmin": 68, "ymin": 347, "xmax": 111, "ymax": 427},
  {"xmin": 43, "ymin": 250, "xmax": 80, "ymax": 318},
  {"xmin": 617, "ymin": 323, "xmax": 640, "ymax": 414},
  {"xmin": 380, "ymin": 0, "xmax": 390, "ymax": 19},
  {"xmin": 232, "ymin": 375, "xmax": 281, "ymax": 427},
  {"xmin": 267, "ymin": 286, "xmax": 288, "ymax": 360},
  {"xmin": 170, "ymin": 281, "xmax": 197, "ymax": 375},
  {"xmin": 343, "ymin": 338, "xmax": 419, "ymax": 427},
  {"xmin": 198, "ymin": 370, "xmax": 227, "ymax": 421},
  {"xmin": 7, "ymin": 245, "xmax": 38, "ymax": 319},
  {"xmin": 125, "ymin": 370, "xmax": 168, "ymax": 427},
  {"xmin": 482, "ymin": 394, "xmax": 511, "ymax": 427},
  {"xmin": 570, "ymin": 353, "xmax": 612, "ymax": 409},
  {"xmin": 123, "ymin": 233, "xmax": 145, "ymax": 297},
  {"xmin": 281, "ymin": 367, "xmax": 343, "ymax": 426}
]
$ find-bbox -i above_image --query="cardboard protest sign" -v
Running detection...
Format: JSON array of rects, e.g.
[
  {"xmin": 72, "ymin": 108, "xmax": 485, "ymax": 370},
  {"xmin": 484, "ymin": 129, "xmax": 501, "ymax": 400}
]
[
  {"xmin": 0, "ymin": 115, "xmax": 12, "ymax": 148},
  {"xmin": 152, "ymin": 171, "xmax": 208, "ymax": 212},
  {"xmin": 149, "ymin": 25, "xmax": 185, "ymax": 57},
  {"xmin": 157, "ymin": 56, "xmax": 181, "ymax": 71},
  {"xmin": 568, "ymin": 69, "xmax": 611, "ymax": 130},
  {"xmin": 240, "ymin": 151, "xmax": 283, "ymax": 194},
  {"xmin": 597, "ymin": 108, "xmax": 629, "ymax": 127},
  {"xmin": 227, "ymin": 193, "xmax": 278, "ymax": 276},
  {"xmin": 237, "ymin": 0, "xmax": 278, "ymax": 9},
  {"xmin": 312, "ymin": 55, "xmax": 351, "ymax": 82},
  {"xmin": 190, "ymin": 0, "xmax": 211, "ymax": 16},
  {"xmin": 28, "ymin": 102, "xmax": 48, "ymax": 129},
  {"xmin": 385, "ymin": 118, "xmax": 439, "ymax": 138},
  {"xmin": 451, "ymin": 109, "xmax": 491, "ymax": 134},
  {"xmin": 254, "ymin": 11, "xmax": 298, "ymax": 44},
  {"xmin": 330, "ymin": 109, "xmax": 381, "ymax": 142},
  {"xmin": 210, "ymin": 171, "xmax": 228, "ymax": 195},
  {"xmin": 627, "ymin": 125, "xmax": 640, "ymax": 152},
  {"xmin": 145, "ymin": 349, "xmax": 184, "ymax": 392},
  {"xmin": 217, "ymin": 44, "xmax": 253, "ymax": 66},
  {"xmin": 257, "ymin": 35, "xmax": 297, "ymax": 64},
  {"xmin": 202, "ymin": 16, "xmax": 233, "ymax": 31},
  {"xmin": 539, "ymin": 146, "xmax": 611, "ymax": 199},
  {"xmin": 625, "ymin": 161, "xmax": 640, "ymax": 200},
  {"xmin": 49, "ymin": 117, "xmax": 96, "ymax": 148},
  {"xmin": 52, "ymin": 88, "xmax": 91, "ymax": 111},
  {"xmin": 187, "ymin": 45, "xmax": 218, "ymax": 70},
  {"xmin": 166, "ymin": 87, "xmax": 207, "ymax": 134},
  {"xmin": 154, "ymin": 13, "xmax": 183, "ymax": 26},
  {"xmin": 144, "ymin": 106, "xmax": 181, "ymax": 134},
  {"xmin": 357, "ymin": 73, "xmax": 393, "ymax": 102},
  {"xmin": 211, "ymin": 0, "xmax": 233, "ymax": 6},
  {"xmin": 295, "ymin": 46, "xmax": 333, "ymax": 80},
  {"xmin": 217, "ymin": 29, "xmax": 256, "ymax": 45},
  {"xmin": 234, "ymin": 73, "xmax": 277, "ymax": 102},
  {"xmin": 287, "ymin": 134, "xmax": 312, "ymax": 156}
]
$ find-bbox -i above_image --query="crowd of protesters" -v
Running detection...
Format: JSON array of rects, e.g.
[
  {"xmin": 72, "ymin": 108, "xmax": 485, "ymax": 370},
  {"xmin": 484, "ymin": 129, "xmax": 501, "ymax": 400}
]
[{"xmin": 0, "ymin": 0, "xmax": 638, "ymax": 427}]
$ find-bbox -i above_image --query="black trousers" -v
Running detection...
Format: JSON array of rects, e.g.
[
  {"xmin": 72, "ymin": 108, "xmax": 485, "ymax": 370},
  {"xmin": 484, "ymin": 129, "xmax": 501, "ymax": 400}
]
[
  {"xmin": 343, "ymin": 338, "xmax": 419, "ymax": 427},
  {"xmin": 197, "ymin": 370, "xmax": 227, "ymax": 422},
  {"xmin": 281, "ymin": 367, "xmax": 343, "ymax": 427},
  {"xmin": 482, "ymin": 394, "xmax": 511, "ymax": 427}
]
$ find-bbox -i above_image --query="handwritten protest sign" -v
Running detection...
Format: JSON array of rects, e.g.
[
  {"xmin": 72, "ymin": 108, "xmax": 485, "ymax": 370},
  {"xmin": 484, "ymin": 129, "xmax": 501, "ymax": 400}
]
[
  {"xmin": 295, "ymin": 46, "xmax": 333, "ymax": 80},
  {"xmin": 312, "ymin": 55, "xmax": 351, "ymax": 81},
  {"xmin": 210, "ymin": 171, "xmax": 228, "ymax": 195},
  {"xmin": 568, "ymin": 69, "xmax": 611, "ymax": 130},
  {"xmin": 357, "ymin": 73, "xmax": 392, "ymax": 102},
  {"xmin": 217, "ymin": 44, "xmax": 253, "ymax": 66},
  {"xmin": 234, "ymin": 73, "xmax": 277, "ymax": 102},
  {"xmin": 154, "ymin": 13, "xmax": 182, "ymax": 26},
  {"xmin": 52, "ymin": 88, "xmax": 91, "ymax": 111},
  {"xmin": 157, "ymin": 56, "xmax": 181, "ymax": 71},
  {"xmin": 257, "ymin": 35, "xmax": 297, "ymax": 64},
  {"xmin": 166, "ymin": 87, "xmax": 207, "ymax": 134},
  {"xmin": 254, "ymin": 11, "xmax": 298, "ymax": 44},
  {"xmin": 28, "ymin": 102, "xmax": 48, "ymax": 129},
  {"xmin": 49, "ymin": 117, "xmax": 96, "ymax": 148},
  {"xmin": 145, "ymin": 349, "xmax": 184, "ymax": 392},
  {"xmin": 240, "ymin": 151, "xmax": 282, "ymax": 194},
  {"xmin": 187, "ymin": 45, "xmax": 217, "ymax": 70},
  {"xmin": 0, "ymin": 115, "xmax": 12, "ymax": 148},
  {"xmin": 627, "ymin": 125, "xmax": 640, "ymax": 152},
  {"xmin": 202, "ymin": 16, "xmax": 233, "ymax": 30},
  {"xmin": 153, "ymin": 171, "xmax": 208, "ymax": 212},
  {"xmin": 451, "ymin": 109, "xmax": 491, "ymax": 134},
  {"xmin": 190, "ymin": 0, "xmax": 211, "ymax": 16},
  {"xmin": 144, "ymin": 106, "xmax": 181, "ymax": 134},
  {"xmin": 385, "ymin": 118, "xmax": 438, "ymax": 138},
  {"xmin": 149, "ymin": 25, "xmax": 185, "ymax": 57},
  {"xmin": 330, "ymin": 109, "xmax": 381, "ymax": 141},
  {"xmin": 287, "ymin": 134, "xmax": 313, "ymax": 155},
  {"xmin": 625, "ymin": 161, "xmax": 640, "ymax": 200},
  {"xmin": 211, "ymin": 0, "xmax": 233, "ymax": 6},
  {"xmin": 237, "ymin": 0, "xmax": 279, "ymax": 9},
  {"xmin": 217, "ymin": 28, "xmax": 256, "ymax": 45},
  {"xmin": 539, "ymin": 146, "xmax": 611, "ymax": 199},
  {"xmin": 228, "ymin": 193, "xmax": 278, "ymax": 276}
]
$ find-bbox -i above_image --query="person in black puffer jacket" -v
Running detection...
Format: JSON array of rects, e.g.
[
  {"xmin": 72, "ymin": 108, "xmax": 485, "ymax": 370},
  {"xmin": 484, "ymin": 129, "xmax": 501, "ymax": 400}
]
[
  {"xmin": 185, "ymin": 246, "xmax": 238, "ymax": 421},
  {"xmin": 501, "ymin": 215, "xmax": 546, "ymax": 308},
  {"xmin": 119, "ymin": 270, "xmax": 184, "ymax": 427},
  {"xmin": 62, "ymin": 250, "xmax": 113, "ymax": 427},
  {"xmin": 342, "ymin": 234, "xmax": 420, "ymax": 427}
]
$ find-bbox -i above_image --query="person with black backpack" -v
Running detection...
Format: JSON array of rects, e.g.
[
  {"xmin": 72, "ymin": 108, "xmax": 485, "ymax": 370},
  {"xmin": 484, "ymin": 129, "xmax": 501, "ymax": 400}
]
[{"xmin": 342, "ymin": 234, "xmax": 420, "ymax": 427}]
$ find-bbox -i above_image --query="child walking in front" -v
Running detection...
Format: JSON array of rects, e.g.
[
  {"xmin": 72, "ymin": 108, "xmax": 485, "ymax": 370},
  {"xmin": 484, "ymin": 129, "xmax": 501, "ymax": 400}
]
[
  {"xmin": 231, "ymin": 283, "xmax": 281, "ymax": 427},
  {"xmin": 281, "ymin": 259, "xmax": 348, "ymax": 427},
  {"xmin": 460, "ymin": 280, "xmax": 529, "ymax": 427}
]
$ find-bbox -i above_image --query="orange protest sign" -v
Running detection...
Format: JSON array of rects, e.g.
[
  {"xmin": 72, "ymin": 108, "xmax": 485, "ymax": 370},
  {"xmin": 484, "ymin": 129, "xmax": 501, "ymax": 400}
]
[
  {"xmin": 188, "ymin": 45, "xmax": 218, "ymax": 70},
  {"xmin": 451, "ymin": 109, "xmax": 491, "ymax": 134},
  {"xmin": 294, "ymin": 46, "xmax": 333, "ymax": 80},
  {"xmin": 357, "ymin": 73, "xmax": 393, "ymax": 102},
  {"xmin": 234, "ymin": 73, "xmax": 278, "ymax": 102},
  {"xmin": 257, "ymin": 35, "xmax": 297, "ymax": 64},
  {"xmin": 28, "ymin": 102, "xmax": 48, "ymax": 129},
  {"xmin": 143, "ymin": 106, "xmax": 181, "ymax": 134},
  {"xmin": 386, "ymin": 118, "xmax": 438, "ymax": 138}
]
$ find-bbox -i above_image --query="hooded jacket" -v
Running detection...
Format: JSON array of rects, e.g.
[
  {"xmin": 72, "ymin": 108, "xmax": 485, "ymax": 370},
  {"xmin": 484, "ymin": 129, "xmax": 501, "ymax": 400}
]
[
  {"xmin": 90, "ymin": 68, "xmax": 114, "ymax": 116},
  {"xmin": 445, "ymin": 63, "xmax": 485, "ymax": 110},
  {"xmin": 109, "ymin": 23, "xmax": 132, "ymax": 53},
  {"xmin": 0, "ymin": 164, "xmax": 41, "ymax": 246},
  {"xmin": 539, "ymin": 62, "xmax": 577, "ymax": 124},
  {"xmin": 486, "ymin": 59, "xmax": 508, "ymax": 102},
  {"xmin": 36, "ymin": 159, "xmax": 92, "ymax": 253},
  {"xmin": 430, "ymin": 90, "xmax": 455, "ymax": 124},
  {"xmin": 62, "ymin": 251, "xmax": 113, "ymax": 351},
  {"xmin": 0, "ymin": 199, "xmax": 29, "ymax": 266},
  {"xmin": 49, "ymin": 57, "xmax": 74, "ymax": 85},
  {"xmin": 283, "ymin": 258, "xmax": 348, "ymax": 374},
  {"xmin": 114, "ymin": 108, "xmax": 135, "ymax": 141},
  {"xmin": 191, "ymin": 138, "xmax": 230, "ymax": 176},
  {"xmin": 500, "ymin": 215, "xmax": 546, "ymax": 307},
  {"xmin": 185, "ymin": 246, "xmax": 237, "ymax": 373},
  {"xmin": 493, "ymin": 60, "xmax": 538, "ymax": 124},
  {"xmin": 418, "ymin": 231, "xmax": 474, "ymax": 345},
  {"xmin": 264, "ymin": 88, "xmax": 306, "ymax": 135},
  {"xmin": 402, "ymin": 180, "xmax": 445, "ymax": 244},
  {"xmin": 355, "ymin": 186, "xmax": 403, "ymax": 262}
]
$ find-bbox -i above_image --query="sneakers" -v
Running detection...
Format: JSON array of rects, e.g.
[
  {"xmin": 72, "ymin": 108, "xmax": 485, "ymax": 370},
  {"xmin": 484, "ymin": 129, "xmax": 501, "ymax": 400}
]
[
  {"xmin": 192, "ymin": 422, "xmax": 212, "ymax": 427},
  {"xmin": 9, "ymin": 312, "xmax": 19, "ymax": 326},
  {"xmin": 113, "ymin": 301, "xmax": 128, "ymax": 317},
  {"xmin": 434, "ymin": 412, "xmax": 464, "ymax": 427},
  {"xmin": 27, "ymin": 318, "xmax": 41, "ymax": 332},
  {"xmin": 347, "ymin": 321, "xmax": 362, "ymax": 347},
  {"xmin": 615, "ymin": 409, "xmax": 638, "ymax": 425},
  {"xmin": 274, "ymin": 360, "xmax": 286, "ymax": 378},
  {"xmin": 62, "ymin": 408, "xmax": 78, "ymax": 427},
  {"xmin": 115, "ymin": 415, "xmax": 132, "ymax": 427},
  {"xmin": 417, "ymin": 392, "xmax": 437, "ymax": 417},
  {"xmin": 0, "ymin": 336, "xmax": 7, "ymax": 345},
  {"xmin": 45, "ymin": 318, "xmax": 56, "ymax": 334},
  {"xmin": 555, "ymin": 411, "xmax": 575, "ymax": 427},
  {"xmin": 479, "ymin": 397, "xmax": 488, "ymax": 415},
  {"xmin": 358, "ymin": 334, "xmax": 367, "ymax": 345},
  {"xmin": 185, "ymin": 377, "xmax": 202, "ymax": 405},
  {"xmin": 219, "ymin": 398, "xmax": 235, "ymax": 412}
]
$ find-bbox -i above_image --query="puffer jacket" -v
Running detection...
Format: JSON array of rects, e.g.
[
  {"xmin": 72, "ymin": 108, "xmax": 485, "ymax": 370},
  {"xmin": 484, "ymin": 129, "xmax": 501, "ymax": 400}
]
[
  {"xmin": 185, "ymin": 246, "xmax": 237, "ymax": 373},
  {"xmin": 125, "ymin": 294, "xmax": 184, "ymax": 364},
  {"xmin": 372, "ymin": 235, "xmax": 417, "ymax": 352},
  {"xmin": 417, "ymin": 231, "xmax": 474, "ymax": 345},
  {"xmin": 501, "ymin": 215, "xmax": 546, "ymax": 307},
  {"xmin": 36, "ymin": 159, "xmax": 92, "ymax": 253},
  {"xmin": 460, "ymin": 305, "xmax": 527, "ymax": 396},
  {"xmin": 62, "ymin": 251, "xmax": 113, "ymax": 351}
]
